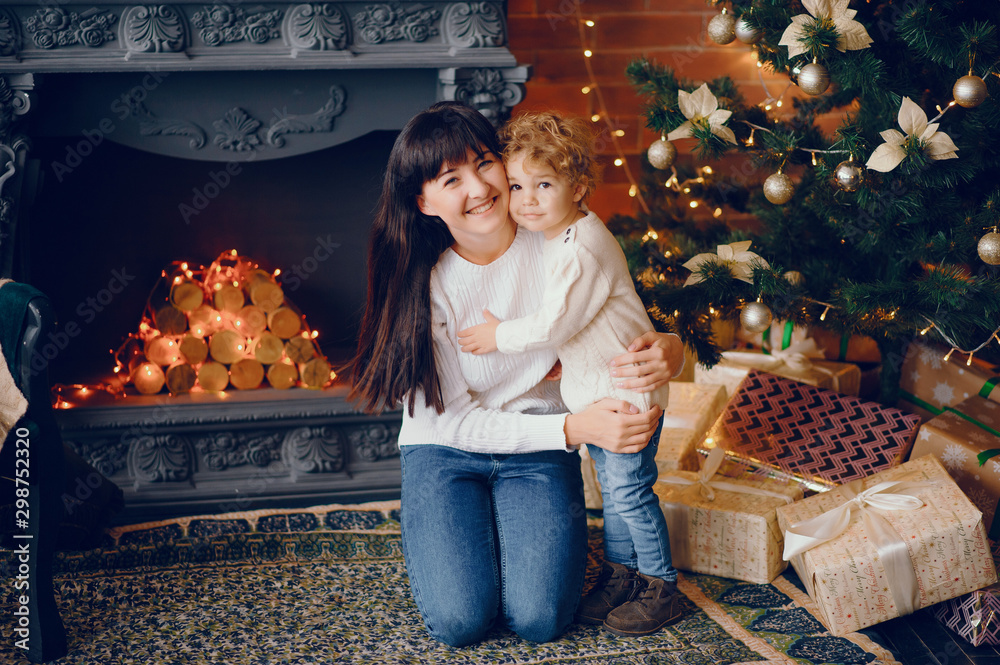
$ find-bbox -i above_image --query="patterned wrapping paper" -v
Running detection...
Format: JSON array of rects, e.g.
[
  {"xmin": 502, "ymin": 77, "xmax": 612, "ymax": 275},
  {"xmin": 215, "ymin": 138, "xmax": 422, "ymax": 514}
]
[
  {"xmin": 694, "ymin": 351, "xmax": 861, "ymax": 397},
  {"xmin": 580, "ymin": 382, "xmax": 730, "ymax": 509},
  {"xmin": 654, "ymin": 468, "xmax": 803, "ymax": 584},
  {"xmin": 910, "ymin": 397, "xmax": 1000, "ymax": 539},
  {"xmin": 776, "ymin": 455, "xmax": 998, "ymax": 636},
  {"xmin": 700, "ymin": 370, "xmax": 922, "ymax": 494},
  {"xmin": 932, "ymin": 539, "xmax": 1000, "ymax": 646},
  {"xmin": 898, "ymin": 342, "xmax": 1000, "ymax": 421}
]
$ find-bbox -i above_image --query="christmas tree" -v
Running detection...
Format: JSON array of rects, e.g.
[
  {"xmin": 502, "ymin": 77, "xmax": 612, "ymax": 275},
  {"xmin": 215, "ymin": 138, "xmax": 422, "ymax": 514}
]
[{"xmin": 610, "ymin": 0, "xmax": 1000, "ymax": 405}]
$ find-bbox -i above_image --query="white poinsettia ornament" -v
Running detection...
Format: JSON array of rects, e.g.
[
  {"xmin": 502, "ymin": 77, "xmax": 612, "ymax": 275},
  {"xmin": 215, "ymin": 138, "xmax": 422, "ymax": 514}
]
[
  {"xmin": 667, "ymin": 83, "xmax": 737, "ymax": 145},
  {"xmin": 866, "ymin": 97, "xmax": 959, "ymax": 172},
  {"xmin": 683, "ymin": 240, "xmax": 769, "ymax": 286},
  {"xmin": 780, "ymin": 0, "xmax": 873, "ymax": 58}
]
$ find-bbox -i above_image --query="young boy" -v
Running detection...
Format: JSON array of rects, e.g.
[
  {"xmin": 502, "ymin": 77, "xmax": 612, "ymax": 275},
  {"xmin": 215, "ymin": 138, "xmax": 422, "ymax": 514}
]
[{"xmin": 457, "ymin": 111, "xmax": 683, "ymax": 637}]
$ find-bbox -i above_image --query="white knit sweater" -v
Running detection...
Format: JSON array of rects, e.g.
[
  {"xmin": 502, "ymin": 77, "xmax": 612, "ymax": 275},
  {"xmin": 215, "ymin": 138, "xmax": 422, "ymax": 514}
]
[
  {"xmin": 396, "ymin": 228, "xmax": 572, "ymax": 453},
  {"xmin": 495, "ymin": 212, "xmax": 670, "ymax": 415}
]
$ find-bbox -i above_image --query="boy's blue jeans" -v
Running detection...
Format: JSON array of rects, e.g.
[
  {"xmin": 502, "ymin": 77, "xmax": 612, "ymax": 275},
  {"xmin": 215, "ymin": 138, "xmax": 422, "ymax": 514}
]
[
  {"xmin": 586, "ymin": 418, "xmax": 676, "ymax": 581},
  {"xmin": 399, "ymin": 445, "xmax": 588, "ymax": 647}
]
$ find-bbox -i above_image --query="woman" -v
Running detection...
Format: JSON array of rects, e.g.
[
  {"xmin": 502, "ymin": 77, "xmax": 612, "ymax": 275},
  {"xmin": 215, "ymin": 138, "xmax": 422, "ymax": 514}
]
[{"xmin": 349, "ymin": 101, "xmax": 683, "ymax": 647}]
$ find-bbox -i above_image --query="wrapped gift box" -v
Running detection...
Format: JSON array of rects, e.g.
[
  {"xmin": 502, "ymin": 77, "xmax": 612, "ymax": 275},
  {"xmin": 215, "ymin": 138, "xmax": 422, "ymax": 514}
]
[
  {"xmin": 776, "ymin": 455, "xmax": 997, "ymax": 636},
  {"xmin": 910, "ymin": 396, "xmax": 1000, "ymax": 539},
  {"xmin": 655, "ymin": 382, "xmax": 729, "ymax": 474},
  {"xmin": 932, "ymin": 572, "xmax": 1000, "ymax": 646},
  {"xmin": 695, "ymin": 349, "xmax": 861, "ymax": 397},
  {"xmin": 932, "ymin": 539, "xmax": 1000, "ymax": 646},
  {"xmin": 899, "ymin": 342, "xmax": 1000, "ymax": 421},
  {"xmin": 700, "ymin": 370, "xmax": 921, "ymax": 494},
  {"xmin": 655, "ymin": 449, "xmax": 803, "ymax": 584},
  {"xmin": 581, "ymin": 382, "xmax": 729, "ymax": 509},
  {"xmin": 736, "ymin": 320, "xmax": 881, "ymax": 364}
]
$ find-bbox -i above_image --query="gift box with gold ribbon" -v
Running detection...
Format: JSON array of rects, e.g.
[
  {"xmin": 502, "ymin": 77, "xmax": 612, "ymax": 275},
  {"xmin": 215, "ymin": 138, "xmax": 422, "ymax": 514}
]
[
  {"xmin": 581, "ymin": 382, "xmax": 730, "ymax": 510},
  {"xmin": 909, "ymin": 396, "xmax": 1000, "ymax": 540},
  {"xmin": 898, "ymin": 342, "xmax": 1000, "ymax": 421},
  {"xmin": 776, "ymin": 455, "xmax": 997, "ymax": 636},
  {"xmin": 655, "ymin": 447, "xmax": 803, "ymax": 584},
  {"xmin": 695, "ymin": 342, "xmax": 862, "ymax": 397}
]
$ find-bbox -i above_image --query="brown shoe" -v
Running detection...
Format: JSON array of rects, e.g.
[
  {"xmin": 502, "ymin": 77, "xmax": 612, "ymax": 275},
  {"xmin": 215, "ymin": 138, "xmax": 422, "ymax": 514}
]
[
  {"xmin": 574, "ymin": 561, "xmax": 639, "ymax": 625},
  {"xmin": 603, "ymin": 573, "xmax": 683, "ymax": 636}
]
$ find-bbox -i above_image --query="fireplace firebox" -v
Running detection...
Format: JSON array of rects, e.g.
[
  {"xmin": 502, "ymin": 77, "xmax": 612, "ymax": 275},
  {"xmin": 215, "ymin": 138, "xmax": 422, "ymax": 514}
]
[{"xmin": 0, "ymin": 0, "xmax": 529, "ymax": 523}]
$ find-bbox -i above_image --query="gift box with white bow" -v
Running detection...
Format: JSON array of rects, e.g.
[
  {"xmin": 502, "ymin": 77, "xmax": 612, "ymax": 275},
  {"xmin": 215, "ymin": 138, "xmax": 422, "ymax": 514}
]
[
  {"xmin": 694, "ymin": 340, "xmax": 861, "ymax": 397},
  {"xmin": 776, "ymin": 454, "xmax": 997, "ymax": 636},
  {"xmin": 655, "ymin": 447, "xmax": 804, "ymax": 584}
]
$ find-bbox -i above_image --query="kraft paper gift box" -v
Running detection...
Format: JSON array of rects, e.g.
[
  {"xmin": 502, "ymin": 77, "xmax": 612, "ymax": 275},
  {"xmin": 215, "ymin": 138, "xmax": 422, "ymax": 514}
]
[
  {"xmin": 580, "ymin": 382, "xmax": 729, "ymax": 509},
  {"xmin": 654, "ymin": 382, "xmax": 728, "ymax": 475},
  {"xmin": 776, "ymin": 454, "xmax": 998, "ymax": 636},
  {"xmin": 700, "ymin": 369, "xmax": 922, "ymax": 494},
  {"xmin": 694, "ymin": 344, "xmax": 861, "ymax": 397},
  {"xmin": 898, "ymin": 342, "xmax": 1000, "ymax": 421},
  {"xmin": 655, "ymin": 447, "xmax": 803, "ymax": 584},
  {"xmin": 910, "ymin": 396, "xmax": 1000, "ymax": 540},
  {"xmin": 736, "ymin": 319, "xmax": 881, "ymax": 364}
]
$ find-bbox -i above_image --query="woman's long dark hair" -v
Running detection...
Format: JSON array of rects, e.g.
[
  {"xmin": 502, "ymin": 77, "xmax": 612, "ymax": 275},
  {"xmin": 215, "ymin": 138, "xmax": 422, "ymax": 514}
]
[{"xmin": 348, "ymin": 101, "xmax": 503, "ymax": 415}]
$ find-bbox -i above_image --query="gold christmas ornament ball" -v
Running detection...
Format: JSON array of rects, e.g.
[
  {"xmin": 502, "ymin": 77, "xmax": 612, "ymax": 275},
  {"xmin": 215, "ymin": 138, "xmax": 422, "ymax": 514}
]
[
  {"xmin": 763, "ymin": 172, "xmax": 795, "ymax": 204},
  {"xmin": 797, "ymin": 62, "xmax": 831, "ymax": 96},
  {"xmin": 953, "ymin": 74, "xmax": 988, "ymax": 108},
  {"xmin": 833, "ymin": 160, "xmax": 864, "ymax": 192},
  {"xmin": 783, "ymin": 270, "xmax": 805, "ymax": 287},
  {"xmin": 978, "ymin": 231, "xmax": 1000, "ymax": 265},
  {"xmin": 735, "ymin": 16, "xmax": 761, "ymax": 44},
  {"xmin": 647, "ymin": 138, "xmax": 677, "ymax": 170},
  {"xmin": 707, "ymin": 12, "xmax": 737, "ymax": 45},
  {"xmin": 740, "ymin": 301, "xmax": 773, "ymax": 333}
]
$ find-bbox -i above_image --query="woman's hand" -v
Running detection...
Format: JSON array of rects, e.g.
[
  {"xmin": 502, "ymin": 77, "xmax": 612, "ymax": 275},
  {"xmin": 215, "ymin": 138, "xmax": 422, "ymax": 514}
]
[
  {"xmin": 609, "ymin": 332, "xmax": 684, "ymax": 393},
  {"xmin": 565, "ymin": 400, "xmax": 662, "ymax": 453}
]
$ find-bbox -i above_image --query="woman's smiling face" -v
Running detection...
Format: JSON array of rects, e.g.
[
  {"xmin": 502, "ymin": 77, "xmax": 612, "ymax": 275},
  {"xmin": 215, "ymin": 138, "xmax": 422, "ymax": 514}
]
[{"xmin": 417, "ymin": 147, "xmax": 511, "ymax": 246}]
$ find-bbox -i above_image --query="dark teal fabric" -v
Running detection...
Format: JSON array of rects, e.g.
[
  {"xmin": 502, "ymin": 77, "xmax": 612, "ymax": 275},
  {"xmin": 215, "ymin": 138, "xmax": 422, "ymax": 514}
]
[{"xmin": 0, "ymin": 281, "xmax": 45, "ymax": 386}]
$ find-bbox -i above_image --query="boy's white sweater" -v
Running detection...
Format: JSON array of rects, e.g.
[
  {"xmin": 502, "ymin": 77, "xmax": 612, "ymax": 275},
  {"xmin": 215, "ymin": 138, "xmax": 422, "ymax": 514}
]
[{"xmin": 495, "ymin": 212, "xmax": 670, "ymax": 414}]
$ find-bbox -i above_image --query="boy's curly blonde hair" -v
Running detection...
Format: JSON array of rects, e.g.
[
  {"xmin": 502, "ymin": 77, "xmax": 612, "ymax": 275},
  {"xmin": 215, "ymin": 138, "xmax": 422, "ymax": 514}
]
[{"xmin": 499, "ymin": 111, "xmax": 602, "ymax": 201}]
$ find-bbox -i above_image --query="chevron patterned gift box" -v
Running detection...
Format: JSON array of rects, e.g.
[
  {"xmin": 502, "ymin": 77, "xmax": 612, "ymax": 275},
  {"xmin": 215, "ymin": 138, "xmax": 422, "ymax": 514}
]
[{"xmin": 699, "ymin": 369, "xmax": 922, "ymax": 494}]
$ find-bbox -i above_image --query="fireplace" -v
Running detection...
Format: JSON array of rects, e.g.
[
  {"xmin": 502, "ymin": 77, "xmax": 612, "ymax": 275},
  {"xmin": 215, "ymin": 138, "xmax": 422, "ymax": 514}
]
[{"xmin": 0, "ymin": 0, "xmax": 529, "ymax": 522}]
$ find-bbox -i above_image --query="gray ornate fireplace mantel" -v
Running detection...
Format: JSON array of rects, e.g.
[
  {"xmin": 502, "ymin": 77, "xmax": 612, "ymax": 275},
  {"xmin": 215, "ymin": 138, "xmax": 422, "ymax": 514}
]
[{"xmin": 0, "ymin": 1, "xmax": 529, "ymax": 522}]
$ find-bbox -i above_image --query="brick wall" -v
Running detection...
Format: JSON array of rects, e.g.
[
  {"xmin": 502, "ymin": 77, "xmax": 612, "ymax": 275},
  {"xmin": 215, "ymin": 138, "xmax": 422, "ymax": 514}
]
[{"xmin": 507, "ymin": 0, "xmax": 798, "ymax": 220}]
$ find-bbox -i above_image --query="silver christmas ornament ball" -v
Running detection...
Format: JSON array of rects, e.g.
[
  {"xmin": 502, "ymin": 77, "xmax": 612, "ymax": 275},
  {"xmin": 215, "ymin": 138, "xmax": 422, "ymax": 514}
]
[
  {"xmin": 978, "ymin": 231, "xmax": 1000, "ymax": 265},
  {"xmin": 763, "ymin": 172, "xmax": 795, "ymax": 205},
  {"xmin": 833, "ymin": 160, "xmax": 864, "ymax": 192},
  {"xmin": 953, "ymin": 74, "xmax": 988, "ymax": 108},
  {"xmin": 797, "ymin": 62, "xmax": 831, "ymax": 96},
  {"xmin": 783, "ymin": 270, "xmax": 805, "ymax": 287},
  {"xmin": 741, "ymin": 301, "xmax": 773, "ymax": 333},
  {"xmin": 647, "ymin": 138, "xmax": 677, "ymax": 170},
  {"xmin": 708, "ymin": 12, "xmax": 737, "ymax": 45},
  {"xmin": 735, "ymin": 16, "xmax": 761, "ymax": 44}
]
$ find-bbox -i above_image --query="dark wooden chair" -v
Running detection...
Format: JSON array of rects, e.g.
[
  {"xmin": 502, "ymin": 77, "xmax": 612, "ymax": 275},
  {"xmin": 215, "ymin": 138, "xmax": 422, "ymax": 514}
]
[{"xmin": 1, "ymin": 282, "xmax": 68, "ymax": 662}]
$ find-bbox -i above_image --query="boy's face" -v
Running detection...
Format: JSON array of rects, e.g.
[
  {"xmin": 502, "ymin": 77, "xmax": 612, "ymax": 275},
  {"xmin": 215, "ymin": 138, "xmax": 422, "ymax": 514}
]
[{"xmin": 505, "ymin": 153, "xmax": 586, "ymax": 240}]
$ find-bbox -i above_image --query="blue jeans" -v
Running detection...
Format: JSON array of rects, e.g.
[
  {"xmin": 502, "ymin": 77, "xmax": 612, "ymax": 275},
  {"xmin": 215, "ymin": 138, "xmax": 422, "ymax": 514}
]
[
  {"xmin": 399, "ymin": 445, "xmax": 588, "ymax": 647},
  {"xmin": 587, "ymin": 419, "xmax": 676, "ymax": 581}
]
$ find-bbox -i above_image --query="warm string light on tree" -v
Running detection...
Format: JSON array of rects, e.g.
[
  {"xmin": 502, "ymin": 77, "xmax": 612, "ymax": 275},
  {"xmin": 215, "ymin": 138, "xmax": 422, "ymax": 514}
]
[{"xmin": 574, "ymin": 8, "xmax": 649, "ymax": 214}]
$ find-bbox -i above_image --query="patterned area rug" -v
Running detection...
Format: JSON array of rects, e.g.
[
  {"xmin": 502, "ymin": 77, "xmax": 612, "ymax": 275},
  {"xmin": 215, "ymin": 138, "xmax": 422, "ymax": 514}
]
[{"xmin": 0, "ymin": 501, "xmax": 900, "ymax": 664}]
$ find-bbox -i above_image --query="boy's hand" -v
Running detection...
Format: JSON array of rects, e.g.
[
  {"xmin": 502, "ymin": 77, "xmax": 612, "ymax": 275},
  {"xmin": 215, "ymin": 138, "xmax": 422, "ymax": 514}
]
[{"xmin": 458, "ymin": 309, "xmax": 501, "ymax": 354}]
